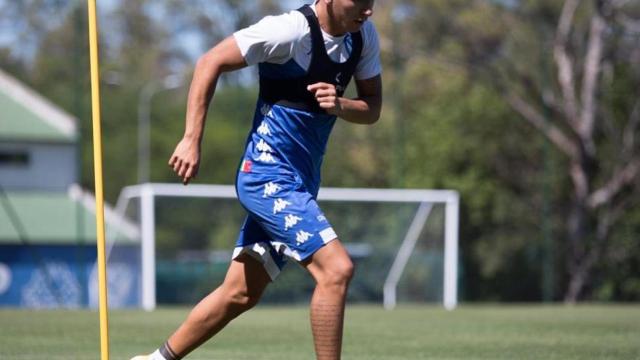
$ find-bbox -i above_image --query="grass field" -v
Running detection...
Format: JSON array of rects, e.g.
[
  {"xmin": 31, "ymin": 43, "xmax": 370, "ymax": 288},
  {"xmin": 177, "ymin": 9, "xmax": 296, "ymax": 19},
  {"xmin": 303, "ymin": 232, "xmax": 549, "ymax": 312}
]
[{"xmin": 1, "ymin": 304, "xmax": 639, "ymax": 359}]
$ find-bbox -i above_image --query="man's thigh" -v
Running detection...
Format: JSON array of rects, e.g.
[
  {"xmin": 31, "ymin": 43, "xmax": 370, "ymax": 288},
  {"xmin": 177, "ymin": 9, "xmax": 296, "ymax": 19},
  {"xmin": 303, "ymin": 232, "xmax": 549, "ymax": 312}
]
[
  {"xmin": 223, "ymin": 254, "xmax": 272, "ymax": 297},
  {"xmin": 302, "ymin": 239, "xmax": 353, "ymax": 281}
]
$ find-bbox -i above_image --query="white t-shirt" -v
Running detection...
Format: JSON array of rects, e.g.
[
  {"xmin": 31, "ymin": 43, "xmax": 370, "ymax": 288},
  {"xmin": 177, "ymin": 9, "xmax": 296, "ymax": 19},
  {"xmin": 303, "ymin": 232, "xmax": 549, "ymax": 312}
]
[{"xmin": 233, "ymin": 5, "xmax": 381, "ymax": 81}]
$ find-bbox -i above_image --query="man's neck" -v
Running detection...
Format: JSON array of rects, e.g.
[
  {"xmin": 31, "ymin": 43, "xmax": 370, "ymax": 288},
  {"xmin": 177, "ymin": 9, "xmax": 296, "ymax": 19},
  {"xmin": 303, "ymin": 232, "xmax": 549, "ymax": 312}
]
[{"xmin": 314, "ymin": 2, "xmax": 346, "ymax": 37}]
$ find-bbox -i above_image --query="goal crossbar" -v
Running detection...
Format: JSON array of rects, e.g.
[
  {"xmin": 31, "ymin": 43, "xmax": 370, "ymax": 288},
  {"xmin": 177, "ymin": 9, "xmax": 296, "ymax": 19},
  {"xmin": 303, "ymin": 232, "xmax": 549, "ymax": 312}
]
[{"xmin": 112, "ymin": 183, "xmax": 459, "ymax": 311}]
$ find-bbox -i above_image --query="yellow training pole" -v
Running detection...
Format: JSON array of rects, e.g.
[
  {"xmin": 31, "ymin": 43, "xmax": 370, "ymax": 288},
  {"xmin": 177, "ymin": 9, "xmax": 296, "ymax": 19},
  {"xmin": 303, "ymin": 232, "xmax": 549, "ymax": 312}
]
[{"xmin": 87, "ymin": 1, "xmax": 110, "ymax": 359}]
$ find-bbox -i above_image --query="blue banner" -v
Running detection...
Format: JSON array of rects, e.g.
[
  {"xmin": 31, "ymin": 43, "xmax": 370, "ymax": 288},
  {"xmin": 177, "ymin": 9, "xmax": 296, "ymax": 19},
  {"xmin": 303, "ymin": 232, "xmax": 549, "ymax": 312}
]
[{"xmin": 0, "ymin": 244, "xmax": 140, "ymax": 308}]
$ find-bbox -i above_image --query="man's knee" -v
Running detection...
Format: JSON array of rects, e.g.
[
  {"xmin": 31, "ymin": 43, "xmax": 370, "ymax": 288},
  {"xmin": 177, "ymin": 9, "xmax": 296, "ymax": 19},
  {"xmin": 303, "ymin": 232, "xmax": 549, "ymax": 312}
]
[
  {"xmin": 317, "ymin": 257, "xmax": 354, "ymax": 289},
  {"xmin": 225, "ymin": 284, "xmax": 262, "ymax": 312},
  {"xmin": 306, "ymin": 241, "xmax": 355, "ymax": 289}
]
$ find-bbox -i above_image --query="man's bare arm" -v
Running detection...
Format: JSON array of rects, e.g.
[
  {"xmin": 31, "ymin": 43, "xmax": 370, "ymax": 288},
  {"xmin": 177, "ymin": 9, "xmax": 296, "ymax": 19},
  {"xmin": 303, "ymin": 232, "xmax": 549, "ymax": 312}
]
[
  {"xmin": 307, "ymin": 74, "xmax": 382, "ymax": 124},
  {"xmin": 169, "ymin": 36, "xmax": 247, "ymax": 184}
]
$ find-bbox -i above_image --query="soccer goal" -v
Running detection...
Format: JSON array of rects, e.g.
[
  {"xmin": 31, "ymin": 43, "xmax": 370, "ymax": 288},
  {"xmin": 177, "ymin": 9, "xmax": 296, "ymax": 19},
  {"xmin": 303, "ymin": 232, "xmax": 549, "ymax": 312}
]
[{"xmin": 105, "ymin": 183, "xmax": 459, "ymax": 311}]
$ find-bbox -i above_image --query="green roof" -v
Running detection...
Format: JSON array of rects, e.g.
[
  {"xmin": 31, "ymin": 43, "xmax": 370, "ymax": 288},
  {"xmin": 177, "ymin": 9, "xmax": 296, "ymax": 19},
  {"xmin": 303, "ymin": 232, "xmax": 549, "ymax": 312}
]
[
  {"xmin": 0, "ymin": 191, "xmax": 138, "ymax": 245},
  {"xmin": 0, "ymin": 69, "xmax": 76, "ymax": 143},
  {"xmin": 0, "ymin": 95, "xmax": 72, "ymax": 142}
]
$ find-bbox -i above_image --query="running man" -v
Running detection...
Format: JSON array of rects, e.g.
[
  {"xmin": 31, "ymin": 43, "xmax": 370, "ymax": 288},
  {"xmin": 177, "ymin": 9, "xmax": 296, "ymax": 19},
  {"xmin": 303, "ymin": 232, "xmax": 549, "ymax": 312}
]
[{"xmin": 132, "ymin": 1, "xmax": 381, "ymax": 359}]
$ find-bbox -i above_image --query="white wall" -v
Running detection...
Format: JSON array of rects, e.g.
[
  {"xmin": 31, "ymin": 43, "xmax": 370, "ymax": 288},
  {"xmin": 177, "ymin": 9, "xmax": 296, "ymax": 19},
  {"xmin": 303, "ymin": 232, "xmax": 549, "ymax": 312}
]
[{"xmin": 0, "ymin": 142, "xmax": 77, "ymax": 191}]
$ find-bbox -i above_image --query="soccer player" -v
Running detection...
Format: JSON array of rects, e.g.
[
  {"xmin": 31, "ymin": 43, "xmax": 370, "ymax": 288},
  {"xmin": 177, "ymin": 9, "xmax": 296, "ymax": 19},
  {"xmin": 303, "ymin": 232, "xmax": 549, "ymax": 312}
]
[{"xmin": 132, "ymin": 0, "xmax": 381, "ymax": 359}]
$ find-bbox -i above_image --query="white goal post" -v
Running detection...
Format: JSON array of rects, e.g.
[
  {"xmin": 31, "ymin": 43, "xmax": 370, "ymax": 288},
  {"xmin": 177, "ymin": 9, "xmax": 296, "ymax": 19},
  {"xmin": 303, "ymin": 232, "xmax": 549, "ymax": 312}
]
[{"xmin": 111, "ymin": 183, "xmax": 459, "ymax": 311}]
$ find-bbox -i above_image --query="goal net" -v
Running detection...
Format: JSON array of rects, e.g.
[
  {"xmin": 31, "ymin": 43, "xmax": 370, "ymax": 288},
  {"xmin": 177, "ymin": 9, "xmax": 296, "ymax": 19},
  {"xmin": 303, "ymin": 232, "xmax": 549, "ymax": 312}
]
[{"xmin": 103, "ymin": 183, "xmax": 459, "ymax": 311}]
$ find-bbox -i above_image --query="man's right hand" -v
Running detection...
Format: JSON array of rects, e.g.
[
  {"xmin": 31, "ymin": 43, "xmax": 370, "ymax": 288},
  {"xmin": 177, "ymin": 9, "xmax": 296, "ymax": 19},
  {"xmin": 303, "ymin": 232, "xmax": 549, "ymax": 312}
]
[{"xmin": 168, "ymin": 137, "xmax": 201, "ymax": 185}]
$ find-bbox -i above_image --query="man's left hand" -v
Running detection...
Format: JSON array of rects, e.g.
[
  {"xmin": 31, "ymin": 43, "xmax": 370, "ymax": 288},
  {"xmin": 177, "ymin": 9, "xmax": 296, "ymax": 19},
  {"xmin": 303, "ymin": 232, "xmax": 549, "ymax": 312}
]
[{"xmin": 307, "ymin": 82, "xmax": 341, "ymax": 114}]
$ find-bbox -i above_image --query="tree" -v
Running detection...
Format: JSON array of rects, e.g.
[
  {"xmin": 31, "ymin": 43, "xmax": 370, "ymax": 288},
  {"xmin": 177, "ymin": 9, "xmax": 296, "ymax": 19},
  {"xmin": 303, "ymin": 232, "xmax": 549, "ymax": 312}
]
[
  {"xmin": 374, "ymin": 0, "xmax": 640, "ymax": 301},
  {"xmin": 488, "ymin": 0, "xmax": 640, "ymax": 302}
]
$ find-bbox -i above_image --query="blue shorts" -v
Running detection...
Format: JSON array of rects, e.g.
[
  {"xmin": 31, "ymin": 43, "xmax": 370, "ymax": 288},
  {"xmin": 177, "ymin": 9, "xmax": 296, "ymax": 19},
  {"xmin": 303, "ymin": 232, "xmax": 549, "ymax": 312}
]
[{"xmin": 233, "ymin": 167, "xmax": 338, "ymax": 280}]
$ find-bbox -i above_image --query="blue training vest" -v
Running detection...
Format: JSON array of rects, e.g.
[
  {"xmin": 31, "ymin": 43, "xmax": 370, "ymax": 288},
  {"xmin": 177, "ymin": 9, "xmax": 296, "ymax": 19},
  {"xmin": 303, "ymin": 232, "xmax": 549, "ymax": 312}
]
[
  {"xmin": 240, "ymin": 4, "xmax": 364, "ymax": 195},
  {"xmin": 258, "ymin": 4, "xmax": 363, "ymax": 114}
]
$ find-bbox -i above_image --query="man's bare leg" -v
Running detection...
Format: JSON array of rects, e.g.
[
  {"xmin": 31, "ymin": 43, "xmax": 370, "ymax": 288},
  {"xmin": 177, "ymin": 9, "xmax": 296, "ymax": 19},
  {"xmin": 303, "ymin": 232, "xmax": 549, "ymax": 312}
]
[
  {"xmin": 165, "ymin": 254, "xmax": 271, "ymax": 358},
  {"xmin": 303, "ymin": 240, "xmax": 354, "ymax": 360}
]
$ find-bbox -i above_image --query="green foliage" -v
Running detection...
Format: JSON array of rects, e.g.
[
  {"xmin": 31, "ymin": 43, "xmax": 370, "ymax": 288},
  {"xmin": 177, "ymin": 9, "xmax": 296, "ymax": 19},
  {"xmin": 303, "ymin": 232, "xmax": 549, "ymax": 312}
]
[
  {"xmin": 396, "ymin": 60, "xmax": 556, "ymax": 299},
  {"xmin": 592, "ymin": 206, "xmax": 640, "ymax": 301}
]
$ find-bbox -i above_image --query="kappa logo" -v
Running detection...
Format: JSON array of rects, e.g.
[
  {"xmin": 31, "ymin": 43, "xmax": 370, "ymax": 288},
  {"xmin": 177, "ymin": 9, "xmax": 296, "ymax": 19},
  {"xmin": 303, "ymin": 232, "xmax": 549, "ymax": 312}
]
[
  {"xmin": 296, "ymin": 230, "xmax": 313, "ymax": 245},
  {"xmin": 260, "ymin": 104, "xmax": 271, "ymax": 116},
  {"xmin": 257, "ymin": 121, "xmax": 272, "ymax": 136},
  {"xmin": 284, "ymin": 214, "xmax": 303, "ymax": 231},
  {"xmin": 257, "ymin": 152, "xmax": 276, "ymax": 163},
  {"xmin": 263, "ymin": 182, "xmax": 280, "ymax": 197},
  {"xmin": 273, "ymin": 198, "xmax": 292, "ymax": 214},
  {"xmin": 317, "ymin": 214, "xmax": 327, "ymax": 222},
  {"xmin": 335, "ymin": 72, "xmax": 345, "ymax": 93},
  {"xmin": 255, "ymin": 139, "xmax": 273, "ymax": 153}
]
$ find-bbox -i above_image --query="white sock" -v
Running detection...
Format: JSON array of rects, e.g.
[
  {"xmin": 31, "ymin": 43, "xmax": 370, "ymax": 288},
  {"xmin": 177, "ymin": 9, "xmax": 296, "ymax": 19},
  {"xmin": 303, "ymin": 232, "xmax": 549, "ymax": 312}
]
[{"xmin": 148, "ymin": 349, "xmax": 167, "ymax": 360}]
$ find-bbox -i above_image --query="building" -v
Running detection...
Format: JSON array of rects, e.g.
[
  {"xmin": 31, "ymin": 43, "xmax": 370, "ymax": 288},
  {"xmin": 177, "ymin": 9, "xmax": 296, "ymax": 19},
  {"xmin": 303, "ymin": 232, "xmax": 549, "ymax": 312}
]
[{"xmin": 0, "ymin": 68, "xmax": 140, "ymax": 308}]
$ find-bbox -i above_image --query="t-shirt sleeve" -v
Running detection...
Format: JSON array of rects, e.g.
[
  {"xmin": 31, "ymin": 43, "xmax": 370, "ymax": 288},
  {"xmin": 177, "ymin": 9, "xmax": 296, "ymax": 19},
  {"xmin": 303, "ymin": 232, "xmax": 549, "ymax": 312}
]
[
  {"xmin": 355, "ymin": 21, "xmax": 382, "ymax": 80},
  {"xmin": 233, "ymin": 11, "xmax": 306, "ymax": 66}
]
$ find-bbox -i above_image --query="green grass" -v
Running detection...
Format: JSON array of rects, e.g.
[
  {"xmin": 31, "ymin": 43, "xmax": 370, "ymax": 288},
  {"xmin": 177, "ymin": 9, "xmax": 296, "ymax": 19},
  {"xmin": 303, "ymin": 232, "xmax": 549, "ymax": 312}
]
[{"xmin": 1, "ymin": 304, "xmax": 639, "ymax": 359}]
